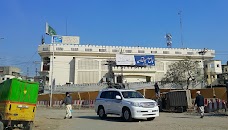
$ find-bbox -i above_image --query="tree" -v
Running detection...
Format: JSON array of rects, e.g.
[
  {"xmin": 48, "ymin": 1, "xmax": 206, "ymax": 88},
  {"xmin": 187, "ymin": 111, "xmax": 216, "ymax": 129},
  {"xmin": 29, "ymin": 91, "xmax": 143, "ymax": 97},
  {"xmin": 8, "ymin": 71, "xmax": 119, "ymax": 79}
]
[{"xmin": 161, "ymin": 59, "xmax": 200, "ymax": 89}]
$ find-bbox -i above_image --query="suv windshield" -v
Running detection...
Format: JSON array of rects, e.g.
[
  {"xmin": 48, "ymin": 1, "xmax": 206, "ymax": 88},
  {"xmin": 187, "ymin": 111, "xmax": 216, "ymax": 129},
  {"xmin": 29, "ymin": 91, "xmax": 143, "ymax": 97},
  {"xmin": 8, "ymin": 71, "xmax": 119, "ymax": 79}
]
[{"xmin": 121, "ymin": 91, "xmax": 144, "ymax": 98}]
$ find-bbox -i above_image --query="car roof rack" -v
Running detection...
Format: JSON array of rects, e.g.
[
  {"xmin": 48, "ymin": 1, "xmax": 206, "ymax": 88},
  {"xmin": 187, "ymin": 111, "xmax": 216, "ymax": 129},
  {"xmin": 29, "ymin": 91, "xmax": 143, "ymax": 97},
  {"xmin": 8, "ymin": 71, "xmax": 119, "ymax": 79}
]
[{"xmin": 106, "ymin": 83, "xmax": 126, "ymax": 89}]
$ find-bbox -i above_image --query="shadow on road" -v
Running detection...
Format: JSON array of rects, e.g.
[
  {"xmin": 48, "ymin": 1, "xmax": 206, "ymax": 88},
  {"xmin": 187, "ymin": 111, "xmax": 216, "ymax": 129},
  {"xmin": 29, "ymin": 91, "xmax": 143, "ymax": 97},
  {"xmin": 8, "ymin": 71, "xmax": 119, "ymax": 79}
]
[
  {"xmin": 46, "ymin": 117, "xmax": 64, "ymax": 120},
  {"xmin": 77, "ymin": 116, "xmax": 146, "ymax": 122},
  {"xmin": 78, "ymin": 116, "xmax": 124, "ymax": 122},
  {"xmin": 170, "ymin": 116, "xmax": 196, "ymax": 119},
  {"xmin": 206, "ymin": 113, "xmax": 228, "ymax": 117}
]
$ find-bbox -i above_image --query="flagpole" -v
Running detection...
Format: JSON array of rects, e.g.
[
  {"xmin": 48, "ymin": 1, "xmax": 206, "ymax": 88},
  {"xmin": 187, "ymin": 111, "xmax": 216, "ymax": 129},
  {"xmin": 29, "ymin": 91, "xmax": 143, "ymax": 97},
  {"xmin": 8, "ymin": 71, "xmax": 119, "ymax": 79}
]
[
  {"xmin": 45, "ymin": 22, "xmax": 56, "ymax": 107},
  {"xmin": 50, "ymin": 36, "xmax": 54, "ymax": 107}
]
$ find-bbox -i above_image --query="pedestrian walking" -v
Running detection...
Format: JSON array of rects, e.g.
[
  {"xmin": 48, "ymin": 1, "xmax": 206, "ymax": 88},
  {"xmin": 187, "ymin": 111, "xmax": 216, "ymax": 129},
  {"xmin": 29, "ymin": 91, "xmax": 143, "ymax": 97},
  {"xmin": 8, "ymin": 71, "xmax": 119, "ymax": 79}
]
[
  {"xmin": 62, "ymin": 92, "xmax": 73, "ymax": 119},
  {"xmin": 154, "ymin": 82, "xmax": 160, "ymax": 98},
  {"xmin": 194, "ymin": 91, "xmax": 204, "ymax": 118}
]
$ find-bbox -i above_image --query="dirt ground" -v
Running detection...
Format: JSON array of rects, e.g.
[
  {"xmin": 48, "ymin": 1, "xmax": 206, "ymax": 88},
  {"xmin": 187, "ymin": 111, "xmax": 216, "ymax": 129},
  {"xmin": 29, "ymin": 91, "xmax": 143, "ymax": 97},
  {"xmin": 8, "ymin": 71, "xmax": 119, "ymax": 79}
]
[{"xmin": 33, "ymin": 108, "xmax": 228, "ymax": 130}]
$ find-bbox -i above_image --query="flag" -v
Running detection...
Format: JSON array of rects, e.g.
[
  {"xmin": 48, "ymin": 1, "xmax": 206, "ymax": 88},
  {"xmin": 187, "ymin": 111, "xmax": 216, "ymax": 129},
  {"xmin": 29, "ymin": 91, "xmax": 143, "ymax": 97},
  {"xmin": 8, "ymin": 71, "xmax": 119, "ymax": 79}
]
[{"xmin": 45, "ymin": 22, "xmax": 57, "ymax": 36}]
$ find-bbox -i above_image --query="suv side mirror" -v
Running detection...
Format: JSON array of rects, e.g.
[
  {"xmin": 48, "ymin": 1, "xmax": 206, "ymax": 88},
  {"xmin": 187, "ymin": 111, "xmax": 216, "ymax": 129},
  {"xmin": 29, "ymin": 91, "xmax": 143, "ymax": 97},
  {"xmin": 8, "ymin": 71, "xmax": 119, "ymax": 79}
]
[{"xmin": 116, "ymin": 95, "xmax": 122, "ymax": 100}]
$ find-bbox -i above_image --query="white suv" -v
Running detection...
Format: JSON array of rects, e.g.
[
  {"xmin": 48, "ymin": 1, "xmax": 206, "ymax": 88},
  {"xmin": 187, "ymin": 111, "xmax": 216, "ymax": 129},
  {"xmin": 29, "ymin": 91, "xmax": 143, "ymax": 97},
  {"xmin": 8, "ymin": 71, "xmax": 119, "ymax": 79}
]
[{"xmin": 95, "ymin": 89, "xmax": 159, "ymax": 121}]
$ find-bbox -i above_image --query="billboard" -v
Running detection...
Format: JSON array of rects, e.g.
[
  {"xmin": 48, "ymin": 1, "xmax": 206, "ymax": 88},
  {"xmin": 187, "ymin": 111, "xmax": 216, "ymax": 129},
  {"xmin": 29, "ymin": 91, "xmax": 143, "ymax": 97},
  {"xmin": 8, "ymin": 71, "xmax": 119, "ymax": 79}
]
[
  {"xmin": 134, "ymin": 55, "xmax": 155, "ymax": 66},
  {"xmin": 116, "ymin": 54, "xmax": 155, "ymax": 66},
  {"xmin": 52, "ymin": 36, "xmax": 80, "ymax": 44}
]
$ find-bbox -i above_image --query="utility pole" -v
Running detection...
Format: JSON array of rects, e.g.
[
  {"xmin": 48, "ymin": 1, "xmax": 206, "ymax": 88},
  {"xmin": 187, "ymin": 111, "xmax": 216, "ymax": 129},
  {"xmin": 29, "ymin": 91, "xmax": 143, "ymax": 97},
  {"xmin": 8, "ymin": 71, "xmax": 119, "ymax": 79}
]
[
  {"xmin": 26, "ymin": 67, "xmax": 29, "ymax": 79},
  {"xmin": 198, "ymin": 48, "xmax": 208, "ymax": 88},
  {"xmin": 120, "ymin": 49, "xmax": 124, "ymax": 83},
  {"xmin": 33, "ymin": 61, "xmax": 40, "ymax": 76},
  {"xmin": 178, "ymin": 11, "xmax": 184, "ymax": 48}
]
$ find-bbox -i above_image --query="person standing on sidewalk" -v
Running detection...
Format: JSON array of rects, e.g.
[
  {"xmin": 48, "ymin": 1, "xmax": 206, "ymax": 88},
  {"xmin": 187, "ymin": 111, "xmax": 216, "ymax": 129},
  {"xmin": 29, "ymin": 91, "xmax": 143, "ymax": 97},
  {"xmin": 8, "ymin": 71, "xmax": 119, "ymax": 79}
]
[
  {"xmin": 62, "ymin": 92, "xmax": 73, "ymax": 119},
  {"xmin": 194, "ymin": 91, "xmax": 205, "ymax": 118},
  {"xmin": 154, "ymin": 82, "xmax": 160, "ymax": 98}
]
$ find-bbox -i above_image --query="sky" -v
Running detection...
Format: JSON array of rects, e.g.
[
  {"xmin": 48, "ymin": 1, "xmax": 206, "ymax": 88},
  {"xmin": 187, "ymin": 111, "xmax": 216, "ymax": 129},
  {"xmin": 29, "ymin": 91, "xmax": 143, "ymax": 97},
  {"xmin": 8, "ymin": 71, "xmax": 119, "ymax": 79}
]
[{"xmin": 0, "ymin": 0, "xmax": 228, "ymax": 76}]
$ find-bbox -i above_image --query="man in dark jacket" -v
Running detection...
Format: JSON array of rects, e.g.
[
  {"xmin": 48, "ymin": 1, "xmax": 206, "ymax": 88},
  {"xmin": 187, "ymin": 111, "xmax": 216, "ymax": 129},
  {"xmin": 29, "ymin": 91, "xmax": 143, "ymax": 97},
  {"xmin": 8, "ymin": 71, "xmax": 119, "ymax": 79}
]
[
  {"xmin": 194, "ymin": 91, "xmax": 204, "ymax": 118},
  {"xmin": 154, "ymin": 82, "xmax": 160, "ymax": 98},
  {"xmin": 62, "ymin": 92, "xmax": 73, "ymax": 119}
]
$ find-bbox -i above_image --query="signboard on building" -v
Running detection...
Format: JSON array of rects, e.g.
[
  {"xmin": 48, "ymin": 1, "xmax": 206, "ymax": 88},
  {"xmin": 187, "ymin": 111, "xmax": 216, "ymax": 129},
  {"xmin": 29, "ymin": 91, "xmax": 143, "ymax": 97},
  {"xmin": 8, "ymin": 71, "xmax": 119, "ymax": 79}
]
[
  {"xmin": 116, "ymin": 54, "xmax": 135, "ymax": 65},
  {"xmin": 134, "ymin": 55, "xmax": 155, "ymax": 66},
  {"xmin": 52, "ymin": 36, "xmax": 62, "ymax": 43},
  {"xmin": 52, "ymin": 36, "xmax": 80, "ymax": 44},
  {"xmin": 116, "ymin": 54, "xmax": 155, "ymax": 66}
]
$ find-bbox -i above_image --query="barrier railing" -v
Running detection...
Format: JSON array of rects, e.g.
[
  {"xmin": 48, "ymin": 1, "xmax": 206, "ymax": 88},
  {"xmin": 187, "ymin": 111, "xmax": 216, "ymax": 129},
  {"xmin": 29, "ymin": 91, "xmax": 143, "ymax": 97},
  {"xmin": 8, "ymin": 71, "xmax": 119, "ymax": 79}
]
[
  {"xmin": 192, "ymin": 98, "xmax": 227, "ymax": 113},
  {"xmin": 37, "ymin": 100, "xmax": 95, "ymax": 109}
]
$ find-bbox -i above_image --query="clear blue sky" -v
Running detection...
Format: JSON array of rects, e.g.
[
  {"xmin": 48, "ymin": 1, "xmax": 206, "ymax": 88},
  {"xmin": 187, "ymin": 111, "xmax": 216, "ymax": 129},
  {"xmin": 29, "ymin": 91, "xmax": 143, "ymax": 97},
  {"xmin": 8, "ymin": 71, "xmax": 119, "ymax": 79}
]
[{"xmin": 0, "ymin": 0, "xmax": 228, "ymax": 76}]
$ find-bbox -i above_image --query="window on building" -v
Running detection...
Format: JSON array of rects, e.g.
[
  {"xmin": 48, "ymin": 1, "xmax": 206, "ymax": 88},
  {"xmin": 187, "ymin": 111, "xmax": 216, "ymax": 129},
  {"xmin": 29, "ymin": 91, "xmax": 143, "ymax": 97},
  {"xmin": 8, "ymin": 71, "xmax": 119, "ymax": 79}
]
[
  {"xmin": 43, "ymin": 48, "xmax": 48, "ymax": 51},
  {"xmin": 85, "ymin": 48, "xmax": 92, "ymax": 52},
  {"xmin": 56, "ymin": 47, "xmax": 63, "ymax": 51},
  {"xmin": 99, "ymin": 49, "xmax": 106, "ymax": 52},
  {"xmin": 138, "ymin": 50, "xmax": 145, "ymax": 53},
  {"xmin": 71, "ymin": 48, "xmax": 78, "ymax": 51},
  {"xmin": 211, "ymin": 53, "xmax": 215, "ymax": 55},
  {"xmin": 112, "ymin": 49, "xmax": 119, "ymax": 52},
  {"xmin": 205, "ymin": 65, "xmax": 208, "ymax": 68},
  {"xmin": 210, "ymin": 64, "xmax": 214, "ymax": 68},
  {"xmin": 207, "ymin": 75, "xmax": 209, "ymax": 78},
  {"xmin": 151, "ymin": 51, "xmax": 157, "ymax": 54},
  {"xmin": 217, "ymin": 64, "xmax": 220, "ymax": 67},
  {"xmin": 175, "ymin": 51, "xmax": 182, "ymax": 54},
  {"xmin": 2, "ymin": 78, "xmax": 4, "ymax": 80},
  {"xmin": 187, "ymin": 52, "xmax": 194, "ymax": 55},
  {"xmin": 226, "ymin": 68, "xmax": 228, "ymax": 72},
  {"xmin": 7, "ymin": 78, "xmax": 9, "ymax": 80},
  {"xmin": 163, "ymin": 51, "xmax": 169, "ymax": 54},
  {"xmin": 125, "ymin": 50, "xmax": 132, "ymax": 53}
]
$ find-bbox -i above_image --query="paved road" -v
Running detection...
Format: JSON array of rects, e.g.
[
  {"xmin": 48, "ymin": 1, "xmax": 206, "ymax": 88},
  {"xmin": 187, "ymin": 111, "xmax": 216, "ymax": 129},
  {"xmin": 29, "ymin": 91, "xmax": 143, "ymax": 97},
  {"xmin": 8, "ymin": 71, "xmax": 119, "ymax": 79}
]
[{"xmin": 34, "ymin": 108, "xmax": 228, "ymax": 130}]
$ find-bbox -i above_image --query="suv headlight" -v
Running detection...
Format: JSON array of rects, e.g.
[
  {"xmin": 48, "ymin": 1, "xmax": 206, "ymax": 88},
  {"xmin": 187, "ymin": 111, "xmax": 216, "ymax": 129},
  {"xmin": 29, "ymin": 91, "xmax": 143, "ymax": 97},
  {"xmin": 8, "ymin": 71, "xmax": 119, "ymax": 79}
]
[
  {"xmin": 154, "ymin": 102, "xmax": 158, "ymax": 106},
  {"xmin": 129, "ymin": 102, "xmax": 143, "ymax": 107}
]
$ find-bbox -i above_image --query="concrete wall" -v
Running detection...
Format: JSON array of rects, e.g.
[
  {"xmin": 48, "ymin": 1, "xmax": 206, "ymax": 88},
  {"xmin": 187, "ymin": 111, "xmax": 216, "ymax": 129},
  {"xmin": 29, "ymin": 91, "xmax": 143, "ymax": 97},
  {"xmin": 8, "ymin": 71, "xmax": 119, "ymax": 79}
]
[{"xmin": 38, "ymin": 87, "xmax": 227, "ymax": 102}]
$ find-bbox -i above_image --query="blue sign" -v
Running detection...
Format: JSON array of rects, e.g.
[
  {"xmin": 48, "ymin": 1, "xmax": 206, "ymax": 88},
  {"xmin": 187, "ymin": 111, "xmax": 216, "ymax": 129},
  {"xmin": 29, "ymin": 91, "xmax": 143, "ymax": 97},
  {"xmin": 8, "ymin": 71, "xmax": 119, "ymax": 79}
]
[
  {"xmin": 134, "ymin": 55, "xmax": 155, "ymax": 66},
  {"xmin": 52, "ymin": 36, "xmax": 62, "ymax": 43}
]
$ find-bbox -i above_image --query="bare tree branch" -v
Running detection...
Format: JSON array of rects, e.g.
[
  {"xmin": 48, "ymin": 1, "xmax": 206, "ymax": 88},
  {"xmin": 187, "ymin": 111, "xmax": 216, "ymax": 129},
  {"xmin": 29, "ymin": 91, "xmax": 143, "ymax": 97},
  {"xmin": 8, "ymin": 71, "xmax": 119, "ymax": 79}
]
[{"xmin": 161, "ymin": 58, "xmax": 199, "ymax": 89}]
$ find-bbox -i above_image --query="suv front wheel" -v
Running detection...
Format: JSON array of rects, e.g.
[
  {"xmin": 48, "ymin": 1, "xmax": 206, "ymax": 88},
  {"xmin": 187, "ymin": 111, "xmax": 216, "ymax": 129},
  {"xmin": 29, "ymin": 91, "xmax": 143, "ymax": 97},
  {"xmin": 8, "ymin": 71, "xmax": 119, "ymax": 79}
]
[
  {"xmin": 122, "ymin": 108, "xmax": 132, "ymax": 121},
  {"xmin": 98, "ymin": 106, "xmax": 107, "ymax": 119}
]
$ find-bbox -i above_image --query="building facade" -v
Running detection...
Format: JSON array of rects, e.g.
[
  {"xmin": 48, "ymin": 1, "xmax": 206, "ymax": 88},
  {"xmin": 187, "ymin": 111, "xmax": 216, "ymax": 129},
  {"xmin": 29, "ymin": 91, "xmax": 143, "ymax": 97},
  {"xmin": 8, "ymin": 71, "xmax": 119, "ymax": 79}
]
[
  {"xmin": 0, "ymin": 66, "xmax": 21, "ymax": 77},
  {"xmin": 0, "ymin": 66, "xmax": 22, "ymax": 83},
  {"xmin": 217, "ymin": 62, "xmax": 228, "ymax": 85},
  {"xmin": 204, "ymin": 60, "xmax": 222, "ymax": 86},
  {"xmin": 38, "ymin": 37, "xmax": 216, "ymax": 86}
]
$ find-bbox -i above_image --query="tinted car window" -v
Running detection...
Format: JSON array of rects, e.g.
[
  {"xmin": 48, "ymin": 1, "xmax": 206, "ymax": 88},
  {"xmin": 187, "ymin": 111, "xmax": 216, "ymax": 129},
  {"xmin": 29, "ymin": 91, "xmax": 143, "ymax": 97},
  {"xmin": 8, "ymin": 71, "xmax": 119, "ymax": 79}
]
[
  {"xmin": 113, "ymin": 91, "xmax": 121, "ymax": 99},
  {"xmin": 122, "ymin": 91, "xmax": 144, "ymax": 98},
  {"xmin": 100, "ymin": 91, "xmax": 121, "ymax": 99},
  {"xmin": 105, "ymin": 91, "xmax": 113, "ymax": 99},
  {"xmin": 100, "ymin": 91, "xmax": 107, "ymax": 98}
]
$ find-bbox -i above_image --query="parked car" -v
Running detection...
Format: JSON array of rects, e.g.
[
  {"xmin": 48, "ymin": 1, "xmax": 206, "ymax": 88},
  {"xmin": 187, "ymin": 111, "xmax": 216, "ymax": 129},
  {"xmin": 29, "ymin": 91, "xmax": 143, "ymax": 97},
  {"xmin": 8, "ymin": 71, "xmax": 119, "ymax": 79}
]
[{"xmin": 95, "ymin": 88, "xmax": 159, "ymax": 121}]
